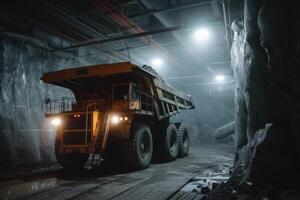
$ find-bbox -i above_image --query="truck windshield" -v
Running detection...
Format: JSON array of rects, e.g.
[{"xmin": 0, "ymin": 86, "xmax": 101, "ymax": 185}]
[{"xmin": 113, "ymin": 84, "xmax": 129, "ymax": 100}]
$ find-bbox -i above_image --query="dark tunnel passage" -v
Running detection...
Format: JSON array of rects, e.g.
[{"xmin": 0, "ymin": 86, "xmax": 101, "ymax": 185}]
[{"xmin": 0, "ymin": 0, "xmax": 300, "ymax": 199}]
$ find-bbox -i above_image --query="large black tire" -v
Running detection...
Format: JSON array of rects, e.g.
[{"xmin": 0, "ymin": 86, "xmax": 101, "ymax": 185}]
[
  {"xmin": 55, "ymin": 140, "xmax": 88, "ymax": 169},
  {"xmin": 158, "ymin": 124, "xmax": 178, "ymax": 162},
  {"xmin": 177, "ymin": 123, "xmax": 189, "ymax": 158},
  {"xmin": 122, "ymin": 123, "xmax": 153, "ymax": 169},
  {"xmin": 102, "ymin": 141, "xmax": 125, "ymax": 169}
]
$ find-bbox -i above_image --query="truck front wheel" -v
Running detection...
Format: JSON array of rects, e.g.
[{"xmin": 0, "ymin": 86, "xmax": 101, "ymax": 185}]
[{"xmin": 122, "ymin": 123, "xmax": 153, "ymax": 169}]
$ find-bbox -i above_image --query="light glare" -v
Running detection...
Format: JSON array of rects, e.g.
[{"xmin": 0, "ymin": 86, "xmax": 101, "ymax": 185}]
[
  {"xmin": 215, "ymin": 75, "xmax": 225, "ymax": 82},
  {"xmin": 194, "ymin": 28, "xmax": 210, "ymax": 41},
  {"xmin": 151, "ymin": 58, "xmax": 163, "ymax": 67},
  {"xmin": 51, "ymin": 118, "xmax": 61, "ymax": 126},
  {"xmin": 111, "ymin": 115, "xmax": 120, "ymax": 124}
]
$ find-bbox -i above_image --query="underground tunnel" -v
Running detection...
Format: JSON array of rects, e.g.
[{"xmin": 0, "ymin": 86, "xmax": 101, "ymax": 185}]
[{"xmin": 0, "ymin": 0, "xmax": 300, "ymax": 199}]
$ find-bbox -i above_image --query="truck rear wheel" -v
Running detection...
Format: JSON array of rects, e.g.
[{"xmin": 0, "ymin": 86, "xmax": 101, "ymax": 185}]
[
  {"xmin": 158, "ymin": 124, "xmax": 178, "ymax": 162},
  {"xmin": 122, "ymin": 123, "xmax": 153, "ymax": 169},
  {"xmin": 177, "ymin": 123, "xmax": 189, "ymax": 158}
]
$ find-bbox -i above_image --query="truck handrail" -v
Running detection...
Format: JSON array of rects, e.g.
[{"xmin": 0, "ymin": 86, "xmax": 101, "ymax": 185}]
[
  {"xmin": 45, "ymin": 97, "xmax": 76, "ymax": 115},
  {"xmin": 45, "ymin": 98, "xmax": 108, "ymax": 115},
  {"xmin": 141, "ymin": 92, "xmax": 153, "ymax": 112}
]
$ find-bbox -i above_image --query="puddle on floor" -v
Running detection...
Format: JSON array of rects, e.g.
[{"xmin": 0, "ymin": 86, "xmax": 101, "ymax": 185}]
[{"xmin": 0, "ymin": 177, "xmax": 58, "ymax": 200}]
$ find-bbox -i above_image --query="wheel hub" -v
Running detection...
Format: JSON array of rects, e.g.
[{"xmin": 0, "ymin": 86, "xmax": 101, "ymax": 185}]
[
  {"xmin": 139, "ymin": 132, "xmax": 150, "ymax": 158},
  {"xmin": 183, "ymin": 132, "xmax": 188, "ymax": 149},
  {"xmin": 170, "ymin": 132, "xmax": 177, "ymax": 152}
]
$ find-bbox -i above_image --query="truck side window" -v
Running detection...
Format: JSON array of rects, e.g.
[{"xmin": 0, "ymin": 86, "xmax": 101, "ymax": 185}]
[
  {"xmin": 113, "ymin": 85, "xmax": 129, "ymax": 100},
  {"xmin": 131, "ymin": 84, "xmax": 140, "ymax": 101}
]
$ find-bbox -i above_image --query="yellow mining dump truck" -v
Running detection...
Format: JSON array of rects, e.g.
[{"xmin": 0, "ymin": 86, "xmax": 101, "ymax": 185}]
[{"xmin": 41, "ymin": 62, "xmax": 195, "ymax": 169}]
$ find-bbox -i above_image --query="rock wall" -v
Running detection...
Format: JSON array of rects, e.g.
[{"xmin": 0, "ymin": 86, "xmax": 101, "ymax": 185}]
[
  {"xmin": 241, "ymin": 0, "xmax": 300, "ymax": 185},
  {"xmin": 0, "ymin": 35, "xmax": 108, "ymax": 168},
  {"xmin": 231, "ymin": 0, "xmax": 272, "ymax": 163},
  {"xmin": 231, "ymin": 19, "xmax": 248, "ymax": 162},
  {"xmin": 210, "ymin": 0, "xmax": 300, "ymax": 197},
  {"xmin": 251, "ymin": 0, "xmax": 300, "ymax": 185}
]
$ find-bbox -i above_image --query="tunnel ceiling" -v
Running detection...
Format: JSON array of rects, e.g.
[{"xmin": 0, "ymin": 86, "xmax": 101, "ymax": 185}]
[{"xmin": 0, "ymin": 0, "xmax": 243, "ymax": 80}]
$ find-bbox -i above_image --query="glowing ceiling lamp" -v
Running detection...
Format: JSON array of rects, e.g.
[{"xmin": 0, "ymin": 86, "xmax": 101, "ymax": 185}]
[
  {"xmin": 151, "ymin": 58, "xmax": 163, "ymax": 67},
  {"xmin": 194, "ymin": 28, "xmax": 210, "ymax": 42},
  {"xmin": 215, "ymin": 75, "xmax": 225, "ymax": 82}
]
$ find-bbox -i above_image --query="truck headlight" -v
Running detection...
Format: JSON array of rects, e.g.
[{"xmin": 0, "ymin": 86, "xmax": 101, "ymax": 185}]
[
  {"xmin": 111, "ymin": 115, "xmax": 129, "ymax": 125},
  {"xmin": 111, "ymin": 115, "xmax": 120, "ymax": 124},
  {"xmin": 51, "ymin": 117, "xmax": 62, "ymax": 127}
]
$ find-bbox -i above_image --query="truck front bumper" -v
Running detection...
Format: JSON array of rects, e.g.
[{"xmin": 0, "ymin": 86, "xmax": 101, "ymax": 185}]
[{"xmin": 59, "ymin": 146, "xmax": 92, "ymax": 154}]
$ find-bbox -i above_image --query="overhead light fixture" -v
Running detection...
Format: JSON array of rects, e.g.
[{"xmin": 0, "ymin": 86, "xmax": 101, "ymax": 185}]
[
  {"xmin": 215, "ymin": 75, "xmax": 225, "ymax": 82},
  {"xmin": 194, "ymin": 28, "xmax": 210, "ymax": 42},
  {"xmin": 151, "ymin": 58, "xmax": 163, "ymax": 67}
]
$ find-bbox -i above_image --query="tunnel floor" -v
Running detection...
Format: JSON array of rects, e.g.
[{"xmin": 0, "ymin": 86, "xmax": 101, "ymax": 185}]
[{"xmin": 0, "ymin": 144, "xmax": 233, "ymax": 200}]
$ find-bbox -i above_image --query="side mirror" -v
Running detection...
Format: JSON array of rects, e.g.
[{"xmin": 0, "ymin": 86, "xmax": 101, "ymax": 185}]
[{"xmin": 45, "ymin": 97, "xmax": 51, "ymax": 104}]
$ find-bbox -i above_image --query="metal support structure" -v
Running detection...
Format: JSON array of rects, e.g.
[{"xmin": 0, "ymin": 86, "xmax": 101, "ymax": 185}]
[
  {"xmin": 128, "ymin": 0, "xmax": 213, "ymax": 18},
  {"xmin": 90, "ymin": 0, "xmax": 184, "ymax": 65},
  {"xmin": 138, "ymin": 0, "xmax": 218, "ymax": 74},
  {"xmin": 53, "ymin": 26, "xmax": 183, "ymax": 52}
]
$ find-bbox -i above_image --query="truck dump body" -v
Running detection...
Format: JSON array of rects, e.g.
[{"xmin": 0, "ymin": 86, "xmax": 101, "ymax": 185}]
[{"xmin": 41, "ymin": 62, "xmax": 194, "ymax": 120}]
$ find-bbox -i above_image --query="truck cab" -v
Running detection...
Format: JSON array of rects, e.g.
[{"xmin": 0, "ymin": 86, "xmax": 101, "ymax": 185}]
[
  {"xmin": 112, "ymin": 82, "xmax": 153, "ymax": 113},
  {"xmin": 113, "ymin": 82, "xmax": 138, "ymax": 111}
]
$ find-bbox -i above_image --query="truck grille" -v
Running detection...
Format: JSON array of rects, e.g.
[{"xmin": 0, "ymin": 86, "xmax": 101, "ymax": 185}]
[
  {"xmin": 62, "ymin": 114, "xmax": 92, "ymax": 145},
  {"xmin": 63, "ymin": 131, "xmax": 91, "ymax": 145},
  {"xmin": 63, "ymin": 114, "xmax": 91, "ymax": 130}
]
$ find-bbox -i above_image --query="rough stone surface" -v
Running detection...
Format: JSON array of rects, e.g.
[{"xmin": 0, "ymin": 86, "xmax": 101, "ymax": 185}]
[
  {"xmin": 0, "ymin": 35, "xmax": 106, "ymax": 168},
  {"xmin": 231, "ymin": 18, "xmax": 248, "ymax": 163},
  {"xmin": 231, "ymin": 0, "xmax": 271, "ymax": 163},
  {"xmin": 208, "ymin": 125, "xmax": 300, "ymax": 199},
  {"xmin": 246, "ymin": 0, "xmax": 300, "ymax": 187},
  {"xmin": 209, "ymin": 0, "xmax": 300, "ymax": 198}
]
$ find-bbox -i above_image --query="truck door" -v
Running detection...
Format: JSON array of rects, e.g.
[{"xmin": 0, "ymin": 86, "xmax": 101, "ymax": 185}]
[
  {"xmin": 130, "ymin": 83, "xmax": 141, "ymax": 110},
  {"xmin": 113, "ymin": 84, "xmax": 129, "ymax": 101}
]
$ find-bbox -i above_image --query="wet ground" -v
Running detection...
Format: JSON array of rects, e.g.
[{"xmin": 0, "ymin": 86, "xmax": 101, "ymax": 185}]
[{"xmin": 0, "ymin": 144, "xmax": 233, "ymax": 200}]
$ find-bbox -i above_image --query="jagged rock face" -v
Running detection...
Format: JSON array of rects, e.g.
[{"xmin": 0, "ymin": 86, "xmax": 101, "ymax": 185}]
[
  {"xmin": 247, "ymin": 124, "xmax": 300, "ymax": 186},
  {"xmin": 0, "ymin": 36, "xmax": 102, "ymax": 167},
  {"xmin": 252, "ymin": 0, "xmax": 300, "ymax": 186},
  {"xmin": 259, "ymin": 0, "xmax": 300, "ymax": 123},
  {"xmin": 231, "ymin": 0, "xmax": 272, "ymax": 164},
  {"xmin": 227, "ymin": 0, "xmax": 300, "ymax": 194},
  {"xmin": 231, "ymin": 19, "xmax": 248, "ymax": 162},
  {"xmin": 242, "ymin": 0, "xmax": 271, "ymax": 145}
]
